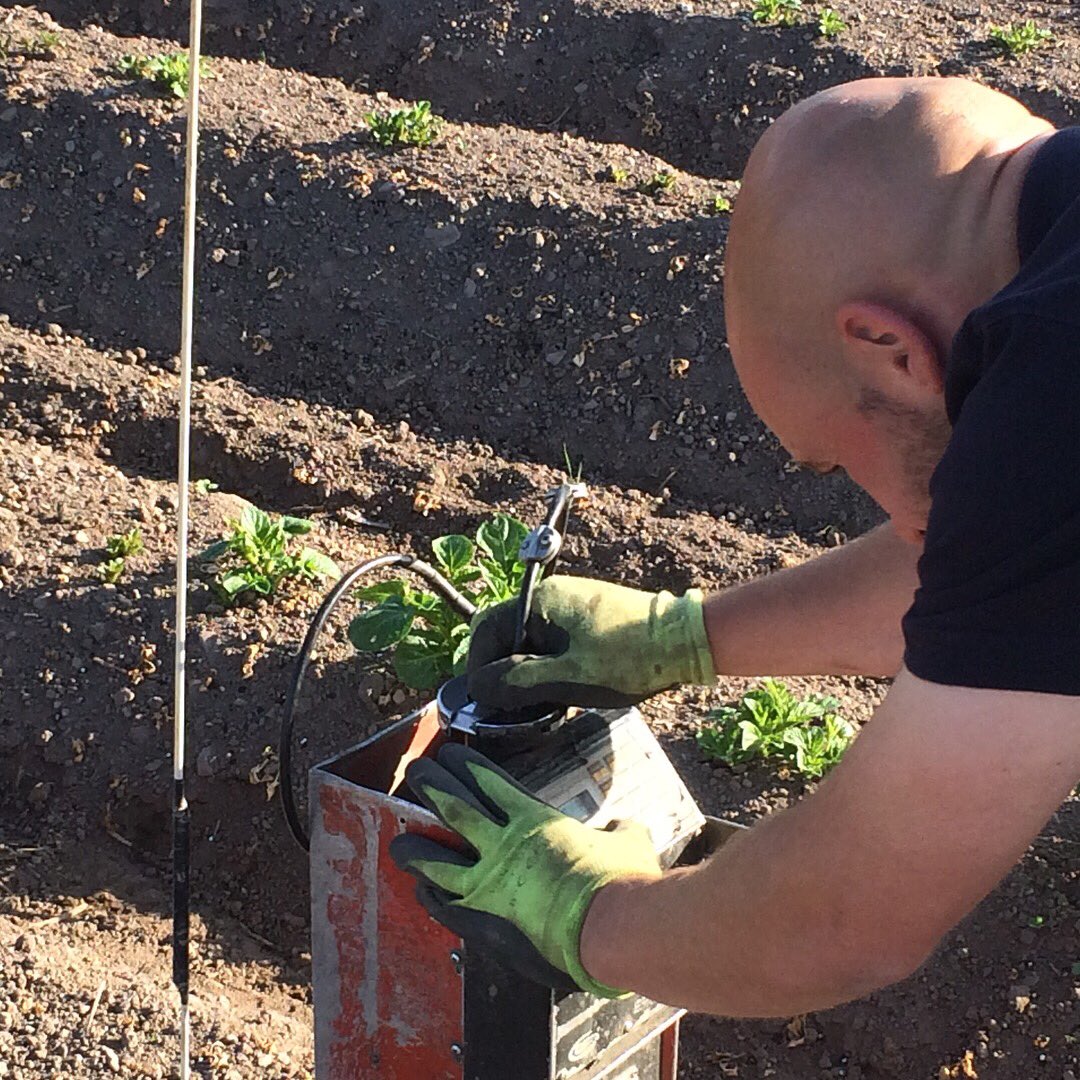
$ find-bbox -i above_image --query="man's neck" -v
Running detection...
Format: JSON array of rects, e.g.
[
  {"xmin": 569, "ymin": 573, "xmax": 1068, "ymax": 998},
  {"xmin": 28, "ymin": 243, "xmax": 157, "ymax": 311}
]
[{"xmin": 912, "ymin": 127, "xmax": 1056, "ymax": 355}]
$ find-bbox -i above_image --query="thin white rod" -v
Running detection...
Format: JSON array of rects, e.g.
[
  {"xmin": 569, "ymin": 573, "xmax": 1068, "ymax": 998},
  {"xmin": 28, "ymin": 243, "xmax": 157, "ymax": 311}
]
[
  {"xmin": 174, "ymin": 0, "xmax": 203, "ymax": 791},
  {"xmin": 173, "ymin": 2, "xmax": 204, "ymax": 1078}
]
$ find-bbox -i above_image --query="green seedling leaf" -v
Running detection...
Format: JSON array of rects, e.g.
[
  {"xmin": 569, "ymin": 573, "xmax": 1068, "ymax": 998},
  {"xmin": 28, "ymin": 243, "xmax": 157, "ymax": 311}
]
[
  {"xmin": 988, "ymin": 20, "xmax": 1052, "ymax": 57},
  {"xmin": 106, "ymin": 528, "xmax": 144, "ymax": 559},
  {"xmin": 202, "ymin": 504, "xmax": 337, "ymax": 607},
  {"xmin": 349, "ymin": 597, "xmax": 416, "ymax": 652},
  {"xmin": 476, "ymin": 514, "xmax": 528, "ymax": 572},
  {"xmin": 298, "ymin": 548, "xmax": 341, "ymax": 580},
  {"xmin": 476, "ymin": 558, "xmax": 512, "ymax": 601},
  {"xmin": 405, "ymin": 589, "xmax": 443, "ymax": 614},
  {"xmin": 354, "ymin": 580, "xmax": 408, "ymax": 603},
  {"xmin": 394, "ymin": 631, "xmax": 452, "ymax": 689},
  {"xmin": 644, "ymin": 171, "xmax": 678, "ymax": 196},
  {"xmin": 249, "ymin": 573, "xmax": 275, "ymax": 596},
  {"xmin": 219, "ymin": 570, "xmax": 255, "ymax": 598},
  {"xmin": 432, "ymin": 534, "xmax": 476, "ymax": 577},
  {"xmin": 366, "ymin": 101, "xmax": 443, "ymax": 149},
  {"xmin": 239, "ymin": 504, "xmax": 273, "ymax": 538},
  {"xmin": 281, "ymin": 516, "xmax": 314, "ymax": 536},
  {"xmin": 117, "ymin": 54, "xmax": 149, "ymax": 78},
  {"xmin": 99, "ymin": 557, "xmax": 126, "ymax": 584},
  {"xmin": 117, "ymin": 50, "xmax": 211, "ymax": 97},
  {"xmin": 348, "ymin": 512, "xmax": 527, "ymax": 686},
  {"xmin": 448, "ymin": 623, "xmax": 473, "ymax": 677},
  {"xmin": 193, "ymin": 478, "xmax": 219, "ymax": 495},
  {"xmin": 750, "ymin": 0, "xmax": 802, "ymax": 26},
  {"xmin": 197, "ymin": 539, "xmax": 231, "ymax": 562},
  {"xmin": 816, "ymin": 7, "xmax": 846, "ymax": 37}
]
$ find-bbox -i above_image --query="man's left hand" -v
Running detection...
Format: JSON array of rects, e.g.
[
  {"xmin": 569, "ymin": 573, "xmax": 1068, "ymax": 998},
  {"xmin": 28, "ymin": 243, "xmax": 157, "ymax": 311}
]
[{"xmin": 389, "ymin": 744, "xmax": 661, "ymax": 996}]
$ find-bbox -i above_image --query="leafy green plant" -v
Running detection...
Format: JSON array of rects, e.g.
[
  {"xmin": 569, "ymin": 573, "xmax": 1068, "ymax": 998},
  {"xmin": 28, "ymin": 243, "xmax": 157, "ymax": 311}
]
[
  {"xmin": 817, "ymin": 8, "xmax": 846, "ymax": 37},
  {"xmin": 23, "ymin": 30, "xmax": 61, "ymax": 57},
  {"xmin": 781, "ymin": 714, "xmax": 854, "ymax": 777},
  {"xmin": 107, "ymin": 528, "xmax": 144, "ymax": 559},
  {"xmin": 607, "ymin": 165, "xmax": 629, "ymax": 183},
  {"xmin": 198, "ymin": 505, "xmax": 340, "ymax": 605},
  {"xmin": 348, "ymin": 513, "xmax": 528, "ymax": 689},
  {"xmin": 117, "ymin": 51, "xmax": 212, "ymax": 98},
  {"xmin": 97, "ymin": 527, "xmax": 144, "ymax": 583},
  {"xmin": 1, "ymin": 29, "xmax": 62, "ymax": 60},
  {"xmin": 988, "ymin": 20, "xmax": 1052, "ymax": 57},
  {"xmin": 645, "ymin": 170, "xmax": 678, "ymax": 196},
  {"xmin": 751, "ymin": 0, "xmax": 803, "ymax": 27},
  {"xmin": 99, "ymin": 557, "xmax": 127, "ymax": 584},
  {"xmin": 697, "ymin": 679, "xmax": 854, "ymax": 778},
  {"xmin": 708, "ymin": 194, "xmax": 732, "ymax": 214},
  {"xmin": 366, "ymin": 101, "xmax": 443, "ymax": 148}
]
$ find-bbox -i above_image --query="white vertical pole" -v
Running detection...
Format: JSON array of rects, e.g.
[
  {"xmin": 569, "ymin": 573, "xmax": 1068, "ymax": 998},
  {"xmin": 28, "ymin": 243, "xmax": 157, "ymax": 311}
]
[{"xmin": 173, "ymin": 2, "xmax": 204, "ymax": 1077}]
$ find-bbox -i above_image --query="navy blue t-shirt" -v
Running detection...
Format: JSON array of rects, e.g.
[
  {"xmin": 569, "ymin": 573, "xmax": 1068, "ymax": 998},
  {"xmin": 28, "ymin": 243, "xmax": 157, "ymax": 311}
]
[{"xmin": 903, "ymin": 127, "xmax": 1080, "ymax": 694}]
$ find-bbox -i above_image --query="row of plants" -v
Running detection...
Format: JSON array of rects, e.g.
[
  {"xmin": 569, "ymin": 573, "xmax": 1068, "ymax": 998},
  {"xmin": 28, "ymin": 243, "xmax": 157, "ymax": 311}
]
[
  {"xmin": 94, "ymin": 495, "xmax": 854, "ymax": 779},
  {"xmin": 749, "ymin": 2, "xmax": 1053, "ymax": 57},
  {"xmin": 101, "ymin": 9, "xmax": 1051, "ymax": 130}
]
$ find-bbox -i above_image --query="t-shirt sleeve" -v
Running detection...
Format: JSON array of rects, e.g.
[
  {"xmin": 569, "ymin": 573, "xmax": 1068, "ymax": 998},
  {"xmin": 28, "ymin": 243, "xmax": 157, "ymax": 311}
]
[{"xmin": 903, "ymin": 316, "xmax": 1080, "ymax": 694}]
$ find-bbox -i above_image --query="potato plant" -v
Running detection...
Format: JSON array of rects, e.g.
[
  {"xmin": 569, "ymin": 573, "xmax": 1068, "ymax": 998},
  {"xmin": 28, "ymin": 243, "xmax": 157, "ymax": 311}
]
[
  {"xmin": 366, "ymin": 101, "xmax": 443, "ymax": 148},
  {"xmin": 697, "ymin": 679, "xmax": 854, "ymax": 778},
  {"xmin": 117, "ymin": 51, "xmax": 212, "ymax": 98},
  {"xmin": 988, "ymin": 21, "xmax": 1052, "ymax": 57},
  {"xmin": 644, "ymin": 170, "xmax": 678, "ymax": 197},
  {"xmin": 98, "ymin": 527, "xmax": 144, "ymax": 583},
  {"xmin": 348, "ymin": 513, "xmax": 528, "ymax": 690},
  {"xmin": 198, "ymin": 505, "xmax": 340, "ymax": 606},
  {"xmin": 817, "ymin": 8, "xmax": 847, "ymax": 38},
  {"xmin": 751, "ymin": 0, "xmax": 803, "ymax": 28}
]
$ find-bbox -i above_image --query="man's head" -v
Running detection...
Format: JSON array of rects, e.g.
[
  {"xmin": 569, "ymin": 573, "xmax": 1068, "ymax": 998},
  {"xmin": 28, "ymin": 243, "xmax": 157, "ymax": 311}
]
[{"xmin": 724, "ymin": 77, "xmax": 1053, "ymax": 542}]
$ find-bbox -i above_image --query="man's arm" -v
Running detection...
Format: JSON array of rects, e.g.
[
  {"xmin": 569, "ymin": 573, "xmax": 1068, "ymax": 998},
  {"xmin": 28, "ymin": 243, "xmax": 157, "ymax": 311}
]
[
  {"xmin": 467, "ymin": 523, "xmax": 920, "ymax": 712},
  {"xmin": 580, "ymin": 669, "xmax": 1080, "ymax": 1016},
  {"xmin": 705, "ymin": 522, "xmax": 919, "ymax": 678}
]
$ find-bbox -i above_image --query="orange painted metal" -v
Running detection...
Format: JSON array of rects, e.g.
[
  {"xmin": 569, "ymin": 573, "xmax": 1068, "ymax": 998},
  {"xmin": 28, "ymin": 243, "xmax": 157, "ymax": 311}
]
[{"xmin": 312, "ymin": 707, "xmax": 464, "ymax": 1079}]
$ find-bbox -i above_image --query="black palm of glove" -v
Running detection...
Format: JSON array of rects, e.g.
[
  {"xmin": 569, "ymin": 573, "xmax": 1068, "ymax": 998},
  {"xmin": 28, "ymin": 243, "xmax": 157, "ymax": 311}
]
[{"xmin": 389, "ymin": 744, "xmax": 660, "ymax": 997}]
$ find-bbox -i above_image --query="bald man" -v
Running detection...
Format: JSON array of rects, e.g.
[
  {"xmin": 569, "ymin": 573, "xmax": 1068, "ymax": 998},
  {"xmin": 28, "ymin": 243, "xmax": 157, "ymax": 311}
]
[{"xmin": 390, "ymin": 78, "xmax": 1080, "ymax": 1016}]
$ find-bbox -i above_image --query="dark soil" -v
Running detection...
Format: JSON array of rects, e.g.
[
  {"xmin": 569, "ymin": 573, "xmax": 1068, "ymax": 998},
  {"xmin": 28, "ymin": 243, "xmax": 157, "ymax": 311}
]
[{"xmin": 0, "ymin": 2, "xmax": 1076, "ymax": 1077}]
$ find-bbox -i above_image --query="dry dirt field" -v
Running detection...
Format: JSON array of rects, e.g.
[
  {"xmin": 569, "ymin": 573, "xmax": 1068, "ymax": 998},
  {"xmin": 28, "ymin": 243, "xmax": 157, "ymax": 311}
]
[{"xmin": 0, "ymin": 0, "xmax": 1077, "ymax": 1076}]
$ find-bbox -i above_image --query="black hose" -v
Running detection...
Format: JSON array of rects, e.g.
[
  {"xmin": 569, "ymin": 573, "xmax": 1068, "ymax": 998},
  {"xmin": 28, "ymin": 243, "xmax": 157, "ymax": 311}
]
[{"xmin": 280, "ymin": 554, "xmax": 477, "ymax": 851}]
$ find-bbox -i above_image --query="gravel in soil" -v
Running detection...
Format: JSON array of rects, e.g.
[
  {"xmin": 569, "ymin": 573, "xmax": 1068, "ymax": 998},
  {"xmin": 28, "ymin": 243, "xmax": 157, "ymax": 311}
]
[{"xmin": 0, "ymin": 2, "xmax": 1077, "ymax": 1077}]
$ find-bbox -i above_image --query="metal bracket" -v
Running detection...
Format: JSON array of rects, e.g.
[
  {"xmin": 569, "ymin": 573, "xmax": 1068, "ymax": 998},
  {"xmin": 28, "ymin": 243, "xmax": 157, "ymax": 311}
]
[{"xmin": 514, "ymin": 482, "xmax": 588, "ymax": 652}]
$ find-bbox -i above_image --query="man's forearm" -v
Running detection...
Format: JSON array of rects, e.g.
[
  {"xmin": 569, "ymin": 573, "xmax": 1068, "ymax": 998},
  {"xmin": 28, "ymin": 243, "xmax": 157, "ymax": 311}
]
[
  {"xmin": 577, "ymin": 811, "xmax": 903, "ymax": 1018},
  {"xmin": 704, "ymin": 523, "xmax": 920, "ymax": 677},
  {"xmin": 579, "ymin": 671, "xmax": 1080, "ymax": 1017}
]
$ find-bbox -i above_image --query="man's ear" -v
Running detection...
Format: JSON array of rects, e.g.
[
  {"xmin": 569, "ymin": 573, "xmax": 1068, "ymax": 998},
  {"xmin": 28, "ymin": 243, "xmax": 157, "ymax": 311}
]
[{"xmin": 836, "ymin": 301, "xmax": 944, "ymax": 403}]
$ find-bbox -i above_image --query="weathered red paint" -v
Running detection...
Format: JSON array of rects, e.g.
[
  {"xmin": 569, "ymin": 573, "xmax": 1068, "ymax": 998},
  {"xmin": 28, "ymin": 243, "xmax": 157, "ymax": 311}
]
[{"xmin": 317, "ymin": 759, "xmax": 463, "ymax": 1078}]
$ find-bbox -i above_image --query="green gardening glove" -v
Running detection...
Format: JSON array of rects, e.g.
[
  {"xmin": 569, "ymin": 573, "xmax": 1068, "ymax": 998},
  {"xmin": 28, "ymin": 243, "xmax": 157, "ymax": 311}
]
[
  {"xmin": 466, "ymin": 575, "xmax": 715, "ymax": 710},
  {"xmin": 389, "ymin": 743, "xmax": 661, "ymax": 996}
]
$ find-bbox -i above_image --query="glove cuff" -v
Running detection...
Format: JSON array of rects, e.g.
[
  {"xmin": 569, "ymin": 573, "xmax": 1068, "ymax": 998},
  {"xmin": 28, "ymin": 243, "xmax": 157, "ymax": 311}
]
[
  {"xmin": 653, "ymin": 588, "xmax": 716, "ymax": 687},
  {"xmin": 561, "ymin": 876, "xmax": 632, "ymax": 999}
]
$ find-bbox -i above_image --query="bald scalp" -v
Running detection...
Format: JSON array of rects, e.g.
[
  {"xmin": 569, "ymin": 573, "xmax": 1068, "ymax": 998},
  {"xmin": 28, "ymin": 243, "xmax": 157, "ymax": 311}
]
[{"xmin": 724, "ymin": 77, "xmax": 1053, "ymax": 378}]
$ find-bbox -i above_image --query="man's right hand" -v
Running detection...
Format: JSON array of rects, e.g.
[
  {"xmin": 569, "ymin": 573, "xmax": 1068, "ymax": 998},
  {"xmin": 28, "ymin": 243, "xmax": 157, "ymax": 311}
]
[{"xmin": 466, "ymin": 575, "xmax": 715, "ymax": 710}]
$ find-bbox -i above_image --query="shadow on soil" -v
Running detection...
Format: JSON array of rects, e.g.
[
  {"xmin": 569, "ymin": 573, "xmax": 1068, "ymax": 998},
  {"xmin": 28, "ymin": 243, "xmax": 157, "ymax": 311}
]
[
  {"xmin": 13, "ymin": 0, "xmax": 882, "ymax": 176},
  {"xmin": 0, "ymin": 86, "xmax": 880, "ymax": 534},
  {"xmin": 0, "ymin": 559, "xmax": 406, "ymax": 977},
  {"xmin": 16, "ymin": 0, "xmax": 1080, "ymax": 175}
]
